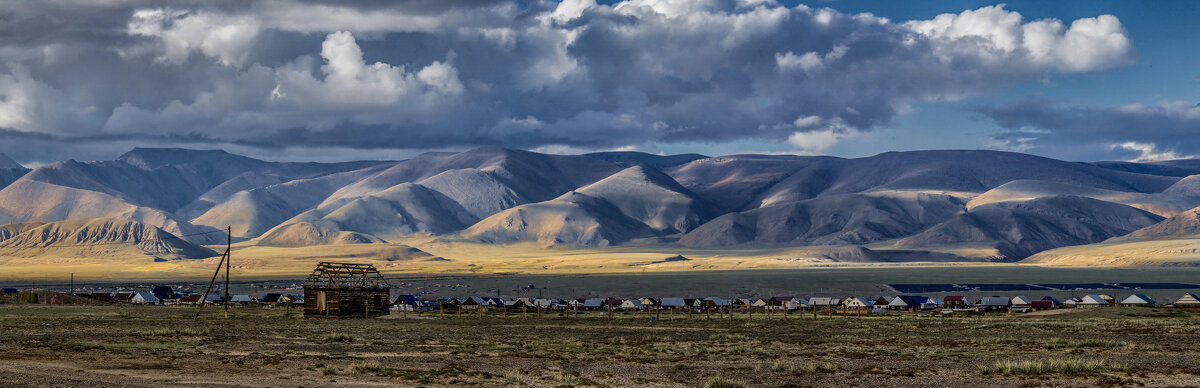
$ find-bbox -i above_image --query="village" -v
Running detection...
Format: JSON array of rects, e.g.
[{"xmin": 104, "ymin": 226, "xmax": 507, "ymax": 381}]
[{"xmin": 4, "ymin": 283, "xmax": 1199, "ymax": 317}]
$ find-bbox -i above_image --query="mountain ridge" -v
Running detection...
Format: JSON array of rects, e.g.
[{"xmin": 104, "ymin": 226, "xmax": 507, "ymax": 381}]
[{"xmin": 3, "ymin": 147, "xmax": 1200, "ymax": 266}]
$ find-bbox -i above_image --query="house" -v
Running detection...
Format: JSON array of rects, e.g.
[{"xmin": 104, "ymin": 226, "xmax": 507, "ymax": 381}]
[
  {"xmin": 261, "ymin": 293, "xmax": 286, "ymax": 306},
  {"xmin": 1062, "ymin": 297, "xmax": 1081, "ymax": 307},
  {"xmin": 887, "ymin": 296, "xmax": 915, "ymax": 311},
  {"xmin": 640, "ymin": 298, "xmax": 659, "ymax": 308},
  {"xmin": 841, "ymin": 297, "xmax": 874, "ymax": 310},
  {"xmin": 1099, "ymin": 294, "xmax": 1116, "ymax": 306},
  {"xmin": 178, "ymin": 294, "xmax": 204, "ymax": 305},
  {"xmin": 1029, "ymin": 300, "xmax": 1054, "ymax": 310},
  {"xmin": 152, "ymin": 286, "xmax": 178, "ymax": 304},
  {"xmin": 302, "ymin": 262, "xmax": 391, "ymax": 318},
  {"xmin": 943, "ymin": 296, "xmax": 970, "ymax": 309},
  {"xmin": 0, "ymin": 288, "xmax": 19, "ymax": 295},
  {"xmin": 1172, "ymin": 293, "xmax": 1200, "ymax": 308},
  {"xmin": 621, "ymin": 299, "xmax": 643, "ymax": 310},
  {"xmin": 978, "ymin": 297, "xmax": 1009, "ymax": 311},
  {"xmin": 752, "ymin": 298, "xmax": 769, "ymax": 309},
  {"xmin": 1119, "ymin": 294, "xmax": 1156, "ymax": 307},
  {"xmin": 661, "ymin": 297, "xmax": 686, "ymax": 310},
  {"xmin": 1041, "ymin": 296, "xmax": 1063, "ymax": 307},
  {"xmin": 206, "ymin": 294, "xmax": 226, "ymax": 304},
  {"xmin": 897, "ymin": 296, "xmax": 940, "ymax": 312},
  {"xmin": 767, "ymin": 296, "xmax": 796, "ymax": 311},
  {"xmin": 873, "ymin": 296, "xmax": 895, "ymax": 311},
  {"xmin": 130, "ymin": 292, "xmax": 160, "ymax": 305},
  {"xmin": 230, "ymin": 295, "xmax": 256, "ymax": 305},
  {"xmin": 582, "ymin": 298, "xmax": 605, "ymax": 310},
  {"xmin": 701, "ymin": 297, "xmax": 729, "ymax": 311},
  {"xmin": 1010, "ymin": 296, "xmax": 1033, "ymax": 312},
  {"xmin": 113, "ymin": 292, "xmax": 135, "ymax": 303},
  {"xmin": 461, "ymin": 296, "xmax": 489, "ymax": 310},
  {"xmin": 809, "ymin": 297, "xmax": 840, "ymax": 311},
  {"xmin": 730, "ymin": 298, "xmax": 750, "ymax": 310},
  {"xmin": 1077, "ymin": 294, "xmax": 1110, "ymax": 307}
]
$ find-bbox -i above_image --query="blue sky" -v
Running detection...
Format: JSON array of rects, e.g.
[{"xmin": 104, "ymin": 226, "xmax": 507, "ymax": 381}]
[
  {"xmin": 0, "ymin": 0, "xmax": 1195, "ymax": 163},
  {"xmin": 660, "ymin": 1, "xmax": 1200, "ymax": 160}
]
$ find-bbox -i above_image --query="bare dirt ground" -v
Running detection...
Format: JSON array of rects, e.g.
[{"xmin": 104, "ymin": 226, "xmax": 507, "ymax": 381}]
[{"xmin": 3, "ymin": 305, "xmax": 1200, "ymax": 387}]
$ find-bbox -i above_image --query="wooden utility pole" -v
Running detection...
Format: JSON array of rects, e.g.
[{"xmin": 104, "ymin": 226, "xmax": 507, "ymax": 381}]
[
  {"xmin": 224, "ymin": 226, "xmax": 231, "ymax": 318},
  {"xmin": 194, "ymin": 245, "xmax": 229, "ymax": 318}
]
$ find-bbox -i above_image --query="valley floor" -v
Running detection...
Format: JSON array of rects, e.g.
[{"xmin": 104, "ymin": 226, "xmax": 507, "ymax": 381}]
[{"xmin": 3, "ymin": 305, "xmax": 1200, "ymax": 387}]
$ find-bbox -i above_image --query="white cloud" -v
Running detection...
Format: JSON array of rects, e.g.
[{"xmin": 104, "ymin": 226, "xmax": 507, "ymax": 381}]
[
  {"xmin": 0, "ymin": 1, "xmax": 1142, "ymax": 161},
  {"xmin": 1112, "ymin": 142, "xmax": 1184, "ymax": 162},
  {"xmin": 128, "ymin": 9, "xmax": 261, "ymax": 67},
  {"xmin": 907, "ymin": 5, "xmax": 1132, "ymax": 72}
]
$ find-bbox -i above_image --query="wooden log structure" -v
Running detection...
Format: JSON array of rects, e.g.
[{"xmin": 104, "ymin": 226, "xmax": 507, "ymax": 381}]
[{"xmin": 303, "ymin": 262, "xmax": 391, "ymax": 318}]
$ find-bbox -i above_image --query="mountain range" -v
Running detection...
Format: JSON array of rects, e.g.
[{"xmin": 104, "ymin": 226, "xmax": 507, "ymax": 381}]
[{"xmin": 2, "ymin": 147, "xmax": 1200, "ymax": 263}]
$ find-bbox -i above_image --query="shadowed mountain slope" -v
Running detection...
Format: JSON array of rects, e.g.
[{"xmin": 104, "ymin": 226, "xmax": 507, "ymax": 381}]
[{"xmin": 894, "ymin": 196, "xmax": 1163, "ymax": 260}]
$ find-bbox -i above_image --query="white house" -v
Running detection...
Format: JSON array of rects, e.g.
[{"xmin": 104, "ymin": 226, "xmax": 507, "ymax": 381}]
[
  {"xmin": 1119, "ymin": 294, "xmax": 1156, "ymax": 307},
  {"xmin": 842, "ymin": 297, "xmax": 874, "ymax": 310},
  {"xmin": 620, "ymin": 299, "xmax": 643, "ymax": 310},
  {"xmin": 1078, "ymin": 294, "xmax": 1109, "ymax": 307},
  {"xmin": 130, "ymin": 292, "xmax": 159, "ymax": 304}
]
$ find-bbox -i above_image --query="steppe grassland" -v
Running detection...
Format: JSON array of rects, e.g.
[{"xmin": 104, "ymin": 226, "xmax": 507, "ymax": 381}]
[{"xmin": 3, "ymin": 305, "xmax": 1200, "ymax": 387}]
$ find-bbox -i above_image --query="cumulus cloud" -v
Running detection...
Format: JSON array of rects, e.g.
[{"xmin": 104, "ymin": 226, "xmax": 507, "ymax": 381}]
[
  {"xmin": 0, "ymin": 0, "xmax": 1137, "ymax": 162},
  {"xmin": 980, "ymin": 99, "xmax": 1200, "ymax": 161}
]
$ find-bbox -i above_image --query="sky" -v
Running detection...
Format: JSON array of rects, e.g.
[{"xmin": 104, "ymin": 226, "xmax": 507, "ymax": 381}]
[{"xmin": 0, "ymin": 0, "xmax": 1195, "ymax": 164}]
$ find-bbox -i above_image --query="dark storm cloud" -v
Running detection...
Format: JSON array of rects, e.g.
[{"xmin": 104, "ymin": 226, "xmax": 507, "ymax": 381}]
[
  {"xmin": 979, "ymin": 98, "xmax": 1200, "ymax": 161},
  {"xmin": 0, "ymin": 0, "xmax": 1135, "ymax": 162}
]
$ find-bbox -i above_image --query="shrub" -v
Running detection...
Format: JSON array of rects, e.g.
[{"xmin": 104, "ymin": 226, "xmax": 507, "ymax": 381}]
[
  {"xmin": 350, "ymin": 360, "xmax": 383, "ymax": 375},
  {"xmin": 702, "ymin": 375, "xmax": 744, "ymax": 388},
  {"xmin": 324, "ymin": 333, "xmax": 355, "ymax": 343}
]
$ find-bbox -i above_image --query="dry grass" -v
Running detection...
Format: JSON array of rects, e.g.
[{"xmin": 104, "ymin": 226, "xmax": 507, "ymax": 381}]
[
  {"xmin": 0, "ymin": 305, "xmax": 1194, "ymax": 387},
  {"xmin": 702, "ymin": 375, "xmax": 745, "ymax": 388},
  {"xmin": 979, "ymin": 358, "xmax": 1115, "ymax": 376}
]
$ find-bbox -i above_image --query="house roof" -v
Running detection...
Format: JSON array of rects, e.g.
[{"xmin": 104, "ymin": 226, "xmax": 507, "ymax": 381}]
[
  {"xmin": 1079, "ymin": 294, "xmax": 1109, "ymax": 305},
  {"xmin": 152, "ymin": 286, "xmax": 176, "ymax": 299},
  {"xmin": 703, "ymin": 297, "xmax": 729, "ymax": 306},
  {"xmin": 583, "ymin": 298, "xmax": 605, "ymax": 307},
  {"xmin": 661, "ymin": 297, "xmax": 686, "ymax": 306},
  {"xmin": 179, "ymin": 295, "xmax": 203, "ymax": 303},
  {"xmin": 1175, "ymin": 293, "xmax": 1200, "ymax": 305},
  {"xmin": 230, "ymin": 295, "xmax": 255, "ymax": 302},
  {"xmin": 979, "ymin": 297, "xmax": 1009, "ymax": 306},
  {"xmin": 810, "ymin": 297, "xmax": 839, "ymax": 305},
  {"xmin": 1011, "ymin": 296, "xmax": 1032, "ymax": 305},
  {"xmin": 261, "ymin": 293, "xmax": 283, "ymax": 303},
  {"xmin": 1041, "ymin": 296, "xmax": 1063, "ymax": 305},
  {"xmin": 943, "ymin": 296, "xmax": 966, "ymax": 301},
  {"xmin": 842, "ymin": 297, "xmax": 873, "ymax": 306},
  {"xmin": 896, "ymin": 296, "xmax": 931, "ymax": 306},
  {"xmin": 1120, "ymin": 294, "xmax": 1156, "ymax": 305},
  {"xmin": 134, "ymin": 292, "xmax": 159, "ymax": 302}
]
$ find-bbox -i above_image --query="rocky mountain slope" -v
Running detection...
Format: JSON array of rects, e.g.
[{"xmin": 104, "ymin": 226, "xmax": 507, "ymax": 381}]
[{"xmin": 0, "ymin": 218, "xmax": 216, "ymax": 260}]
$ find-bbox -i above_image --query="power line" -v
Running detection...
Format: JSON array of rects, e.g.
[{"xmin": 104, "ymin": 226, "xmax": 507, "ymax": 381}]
[{"xmin": 5, "ymin": 229, "xmax": 226, "ymax": 249}]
